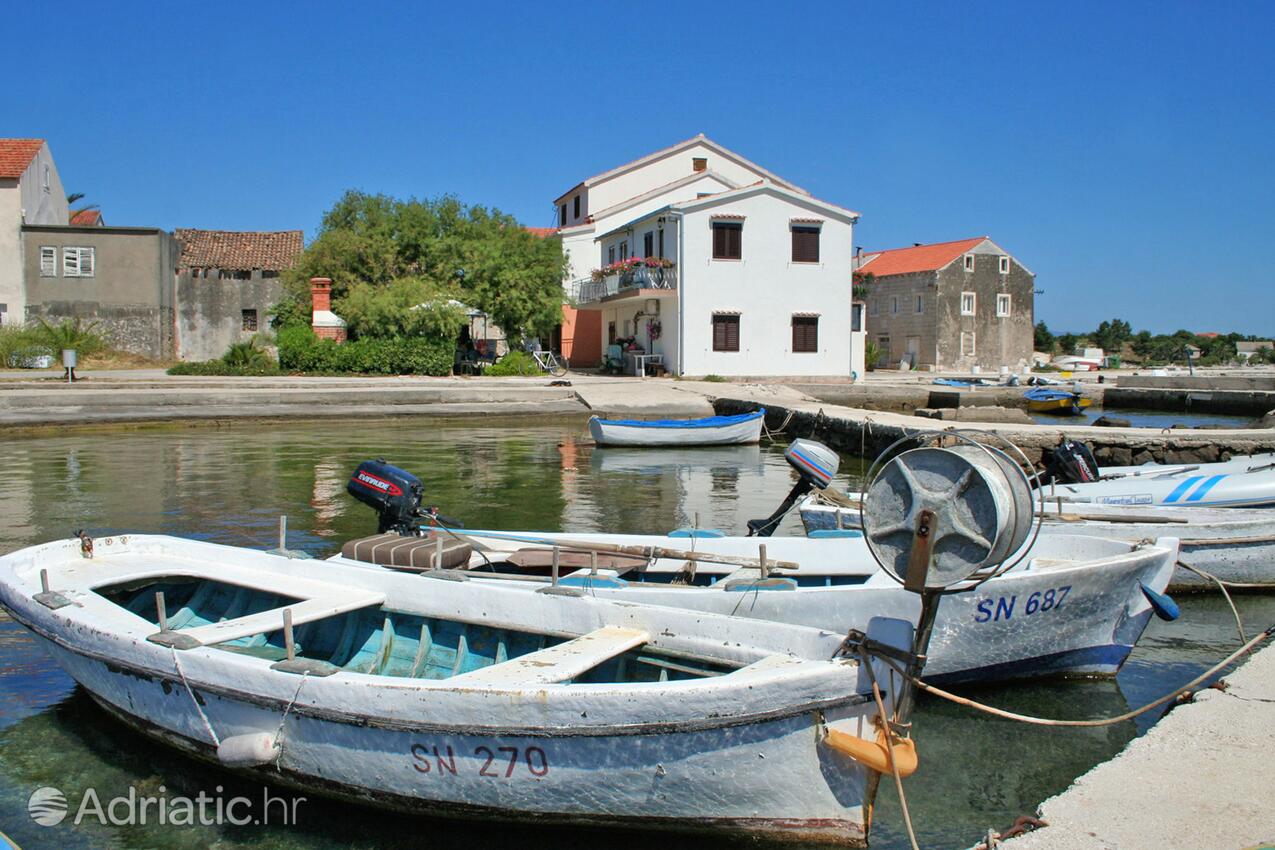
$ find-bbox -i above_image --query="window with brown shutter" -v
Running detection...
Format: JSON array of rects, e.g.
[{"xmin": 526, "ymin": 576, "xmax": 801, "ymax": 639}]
[
  {"xmin": 643, "ymin": 231, "xmax": 654, "ymax": 257},
  {"xmin": 792, "ymin": 316, "xmax": 818, "ymax": 352},
  {"xmin": 559, "ymin": 204, "xmax": 567, "ymax": 227},
  {"xmin": 712, "ymin": 314, "xmax": 740, "ymax": 352},
  {"xmin": 712, "ymin": 222, "xmax": 742, "ymax": 259},
  {"xmin": 791, "ymin": 226, "xmax": 820, "ymax": 263},
  {"xmin": 573, "ymin": 195, "xmax": 580, "ymax": 219}
]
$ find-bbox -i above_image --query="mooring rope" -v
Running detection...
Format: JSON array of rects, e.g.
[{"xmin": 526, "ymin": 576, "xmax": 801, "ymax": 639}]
[
  {"xmin": 760, "ymin": 409, "xmax": 795, "ymax": 441},
  {"xmin": 858, "ymin": 646, "xmax": 921, "ymax": 850},
  {"xmin": 172, "ymin": 648, "xmax": 220, "ymax": 747},
  {"xmin": 1175, "ymin": 559, "xmax": 1247, "ymax": 642},
  {"xmin": 869, "ymin": 625, "xmax": 1275, "ymax": 728}
]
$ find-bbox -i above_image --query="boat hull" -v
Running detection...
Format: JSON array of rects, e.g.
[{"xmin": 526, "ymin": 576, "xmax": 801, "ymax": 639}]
[
  {"xmin": 450, "ymin": 531, "xmax": 1178, "ymax": 684},
  {"xmin": 589, "ymin": 410, "xmax": 764, "ymax": 447},
  {"xmin": 801, "ymin": 498, "xmax": 1275, "ymax": 590},
  {"xmin": 1026, "ymin": 397, "xmax": 1092, "ymax": 415},
  {"xmin": 0, "ymin": 535, "xmax": 891, "ymax": 845}
]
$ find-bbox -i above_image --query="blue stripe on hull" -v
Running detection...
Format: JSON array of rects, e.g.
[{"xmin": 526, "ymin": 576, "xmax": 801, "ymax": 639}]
[{"xmin": 926, "ymin": 644, "xmax": 1134, "ymax": 687}]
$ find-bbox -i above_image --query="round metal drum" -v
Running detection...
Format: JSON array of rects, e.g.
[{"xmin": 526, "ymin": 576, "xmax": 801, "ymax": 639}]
[{"xmin": 863, "ymin": 444, "xmax": 1033, "ymax": 588}]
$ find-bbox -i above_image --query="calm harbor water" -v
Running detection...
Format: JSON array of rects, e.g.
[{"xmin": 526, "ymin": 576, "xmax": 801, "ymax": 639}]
[{"xmin": 0, "ymin": 418, "xmax": 1271, "ymax": 850}]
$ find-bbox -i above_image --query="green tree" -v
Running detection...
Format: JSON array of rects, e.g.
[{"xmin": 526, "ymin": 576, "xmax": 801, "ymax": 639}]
[
  {"xmin": 339, "ymin": 277, "xmax": 466, "ymax": 340},
  {"xmin": 32, "ymin": 316, "xmax": 108, "ymax": 358},
  {"xmin": 1056, "ymin": 333, "xmax": 1080, "ymax": 356},
  {"xmin": 1034, "ymin": 321, "xmax": 1055, "ymax": 352},
  {"xmin": 1092, "ymin": 318, "xmax": 1132, "ymax": 353},
  {"xmin": 274, "ymin": 191, "xmax": 567, "ymax": 339}
]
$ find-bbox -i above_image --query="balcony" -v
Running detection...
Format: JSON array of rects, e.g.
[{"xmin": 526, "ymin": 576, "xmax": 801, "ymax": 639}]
[{"xmin": 573, "ymin": 264, "xmax": 678, "ymax": 305}]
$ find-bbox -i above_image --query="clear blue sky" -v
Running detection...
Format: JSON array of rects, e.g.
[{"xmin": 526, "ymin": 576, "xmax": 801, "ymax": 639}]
[{"xmin": 5, "ymin": 1, "xmax": 1272, "ymax": 335}]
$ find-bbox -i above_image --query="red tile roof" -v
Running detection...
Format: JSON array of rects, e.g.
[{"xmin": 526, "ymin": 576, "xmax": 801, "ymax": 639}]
[
  {"xmin": 0, "ymin": 139, "xmax": 45, "ymax": 179},
  {"xmin": 524, "ymin": 226, "xmax": 560, "ymax": 238},
  {"xmin": 854, "ymin": 237, "xmax": 988, "ymax": 278},
  {"xmin": 175, "ymin": 229, "xmax": 304, "ymax": 271},
  {"xmin": 69, "ymin": 209, "xmax": 102, "ymax": 226}
]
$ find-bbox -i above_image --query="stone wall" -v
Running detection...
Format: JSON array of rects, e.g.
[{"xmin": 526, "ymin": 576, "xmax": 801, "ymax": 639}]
[{"xmin": 175, "ymin": 270, "xmax": 283, "ymax": 361}]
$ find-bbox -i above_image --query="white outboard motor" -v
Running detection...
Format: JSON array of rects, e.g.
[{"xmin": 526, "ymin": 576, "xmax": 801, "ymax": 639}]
[{"xmin": 748, "ymin": 439, "xmax": 841, "ymax": 537}]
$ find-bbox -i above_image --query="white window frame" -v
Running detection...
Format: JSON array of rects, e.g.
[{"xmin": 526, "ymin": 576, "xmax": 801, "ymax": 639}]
[
  {"xmin": 999, "ymin": 255, "xmax": 1010, "ymax": 274},
  {"xmin": 960, "ymin": 291, "xmax": 976, "ymax": 316},
  {"xmin": 963, "ymin": 253, "xmax": 975, "ymax": 272},
  {"xmin": 961, "ymin": 331, "xmax": 976, "ymax": 357},
  {"xmin": 63, "ymin": 246, "xmax": 95, "ymax": 278},
  {"xmin": 40, "ymin": 246, "xmax": 57, "ymax": 277},
  {"xmin": 996, "ymin": 293, "xmax": 1012, "ymax": 317},
  {"xmin": 915, "ymin": 294, "xmax": 923, "ymax": 314}
]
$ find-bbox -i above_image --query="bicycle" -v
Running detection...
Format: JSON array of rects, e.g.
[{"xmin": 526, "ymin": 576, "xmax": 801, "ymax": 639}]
[{"xmin": 531, "ymin": 349, "xmax": 570, "ymax": 377}]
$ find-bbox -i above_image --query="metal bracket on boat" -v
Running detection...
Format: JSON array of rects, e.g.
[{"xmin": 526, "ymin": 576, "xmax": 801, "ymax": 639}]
[
  {"xmin": 420, "ymin": 569, "xmax": 470, "ymax": 582},
  {"xmin": 147, "ymin": 631, "xmax": 202, "ymax": 650},
  {"xmin": 33, "ymin": 570, "xmax": 75, "ymax": 610},
  {"xmin": 837, "ymin": 628, "xmax": 918, "ymax": 666},
  {"xmin": 270, "ymin": 658, "xmax": 340, "ymax": 677}
]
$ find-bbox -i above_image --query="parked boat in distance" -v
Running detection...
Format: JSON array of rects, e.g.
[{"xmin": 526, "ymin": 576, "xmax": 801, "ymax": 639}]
[
  {"xmin": 588, "ymin": 408, "xmax": 764, "ymax": 447},
  {"xmin": 0, "ymin": 533, "xmax": 914, "ymax": 846},
  {"xmin": 1025, "ymin": 387, "xmax": 1092, "ymax": 415}
]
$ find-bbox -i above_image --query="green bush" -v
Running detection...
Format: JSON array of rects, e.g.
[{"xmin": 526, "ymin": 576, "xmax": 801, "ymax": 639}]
[
  {"xmin": 0, "ymin": 325, "xmax": 52, "ymax": 368},
  {"xmin": 484, "ymin": 351, "xmax": 541, "ymax": 376},
  {"xmin": 276, "ymin": 325, "xmax": 453, "ymax": 375},
  {"xmin": 701, "ymin": 374, "xmax": 727, "ymax": 383}
]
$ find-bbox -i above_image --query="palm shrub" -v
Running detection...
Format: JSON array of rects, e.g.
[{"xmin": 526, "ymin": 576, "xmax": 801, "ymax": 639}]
[
  {"xmin": 221, "ymin": 338, "xmax": 273, "ymax": 370},
  {"xmin": 32, "ymin": 316, "xmax": 108, "ymax": 359},
  {"xmin": 864, "ymin": 341, "xmax": 883, "ymax": 371}
]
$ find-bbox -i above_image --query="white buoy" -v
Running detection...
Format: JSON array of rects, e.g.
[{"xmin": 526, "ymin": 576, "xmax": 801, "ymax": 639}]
[{"xmin": 217, "ymin": 732, "xmax": 280, "ymax": 767}]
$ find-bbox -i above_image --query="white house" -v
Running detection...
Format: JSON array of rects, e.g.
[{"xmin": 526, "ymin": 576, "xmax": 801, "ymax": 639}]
[
  {"xmin": 0, "ymin": 139, "xmax": 69, "ymax": 325},
  {"xmin": 554, "ymin": 135, "xmax": 865, "ymax": 378}
]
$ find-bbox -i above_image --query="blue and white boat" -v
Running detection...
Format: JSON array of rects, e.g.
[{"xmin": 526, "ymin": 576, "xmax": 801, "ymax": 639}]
[
  {"xmin": 0, "ymin": 533, "xmax": 914, "ymax": 846},
  {"xmin": 588, "ymin": 408, "xmax": 765, "ymax": 447},
  {"xmin": 354, "ymin": 530, "xmax": 1180, "ymax": 686}
]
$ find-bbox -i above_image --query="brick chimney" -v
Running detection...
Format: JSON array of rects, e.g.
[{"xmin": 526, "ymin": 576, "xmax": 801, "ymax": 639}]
[{"xmin": 310, "ymin": 277, "xmax": 347, "ymax": 342}]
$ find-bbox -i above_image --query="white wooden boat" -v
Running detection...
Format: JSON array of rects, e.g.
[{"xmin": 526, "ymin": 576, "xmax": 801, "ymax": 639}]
[
  {"xmin": 588, "ymin": 409, "xmax": 765, "ymax": 447},
  {"xmin": 0, "ymin": 533, "xmax": 915, "ymax": 846},
  {"xmin": 339, "ymin": 530, "xmax": 1180, "ymax": 685},
  {"xmin": 800, "ymin": 495, "xmax": 1275, "ymax": 591},
  {"xmin": 1043, "ymin": 465, "xmax": 1275, "ymax": 508}
]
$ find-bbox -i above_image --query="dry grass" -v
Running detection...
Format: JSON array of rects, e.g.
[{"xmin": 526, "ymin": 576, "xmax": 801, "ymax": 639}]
[{"xmin": 81, "ymin": 350, "xmax": 172, "ymax": 370}]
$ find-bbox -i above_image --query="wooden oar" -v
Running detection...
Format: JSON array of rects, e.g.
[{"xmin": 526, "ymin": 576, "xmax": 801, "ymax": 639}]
[{"xmin": 451, "ymin": 529, "xmax": 801, "ymax": 571}]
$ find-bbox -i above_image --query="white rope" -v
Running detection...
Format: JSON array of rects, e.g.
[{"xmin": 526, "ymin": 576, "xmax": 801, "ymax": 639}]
[{"xmin": 172, "ymin": 649, "xmax": 220, "ymax": 746}]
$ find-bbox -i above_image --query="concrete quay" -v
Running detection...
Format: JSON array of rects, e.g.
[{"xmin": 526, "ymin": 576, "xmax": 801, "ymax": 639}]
[{"xmin": 1000, "ymin": 639, "xmax": 1275, "ymax": 850}]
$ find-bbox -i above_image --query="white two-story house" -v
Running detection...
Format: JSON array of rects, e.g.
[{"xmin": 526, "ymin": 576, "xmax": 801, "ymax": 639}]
[
  {"xmin": 0, "ymin": 139, "xmax": 69, "ymax": 325},
  {"xmin": 555, "ymin": 135, "xmax": 865, "ymax": 378}
]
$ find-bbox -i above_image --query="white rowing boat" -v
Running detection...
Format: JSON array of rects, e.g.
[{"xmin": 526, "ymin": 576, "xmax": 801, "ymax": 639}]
[
  {"xmin": 0, "ymin": 533, "xmax": 915, "ymax": 846},
  {"xmin": 588, "ymin": 409, "xmax": 765, "ymax": 447},
  {"xmin": 1045, "ymin": 466, "xmax": 1275, "ymax": 508},
  {"xmin": 800, "ymin": 495, "xmax": 1275, "ymax": 590},
  {"xmin": 337, "ymin": 530, "xmax": 1180, "ymax": 685}
]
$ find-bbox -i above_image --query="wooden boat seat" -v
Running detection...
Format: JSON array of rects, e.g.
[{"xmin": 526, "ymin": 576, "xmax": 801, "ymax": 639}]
[
  {"xmin": 150, "ymin": 589, "xmax": 385, "ymax": 649},
  {"xmin": 448, "ymin": 626, "xmax": 649, "ymax": 686},
  {"xmin": 342, "ymin": 532, "xmax": 472, "ymax": 572}
]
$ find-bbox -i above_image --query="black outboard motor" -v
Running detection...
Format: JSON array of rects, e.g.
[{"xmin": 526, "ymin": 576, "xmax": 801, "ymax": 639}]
[
  {"xmin": 1042, "ymin": 439, "xmax": 1101, "ymax": 485},
  {"xmin": 347, "ymin": 460, "xmax": 426, "ymax": 534},
  {"xmin": 748, "ymin": 439, "xmax": 841, "ymax": 537}
]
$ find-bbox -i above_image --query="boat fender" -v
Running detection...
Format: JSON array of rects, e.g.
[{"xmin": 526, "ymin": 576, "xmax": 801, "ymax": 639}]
[
  {"xmin": 1139, "ymin": 582, "xmax": 1180, "ymax": 621},
  {"xmin": 823, "ymin": 726, "xmax": 918, "ymax": 778},
  {"xmin": 217, "ymin": 732, "xmax": 280, "ymax": 768}
]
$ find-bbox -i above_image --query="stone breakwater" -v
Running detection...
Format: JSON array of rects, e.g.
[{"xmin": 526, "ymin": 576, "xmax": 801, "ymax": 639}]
[{"xmin": 713, "ymin": 397, "xmax": 1275, "ymax": 465}]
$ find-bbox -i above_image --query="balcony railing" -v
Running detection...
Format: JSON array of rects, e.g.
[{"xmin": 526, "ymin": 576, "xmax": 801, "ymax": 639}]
[{"xmin": 573, "ymin": 264, "xmax": 678, "ymax": 304}]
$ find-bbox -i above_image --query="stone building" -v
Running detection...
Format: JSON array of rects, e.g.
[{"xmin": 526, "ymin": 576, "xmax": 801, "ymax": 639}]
[
  {"xmin": 23, "ymin": 224, "xmax": 180, "ymax": 356},
  {"xmin": 174, "ymin": 229, "xmax": 303, "ymax": 360},
  {"xmin": 1, "ymin": 139, "xmax": 69, "ymax": 326},
  {"xmin": 854, "ymin": 236, "xmax": 1034, "ymax": 372}
]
